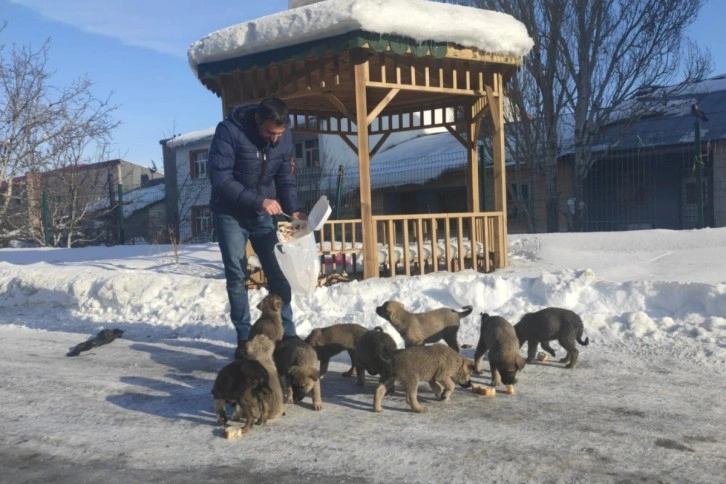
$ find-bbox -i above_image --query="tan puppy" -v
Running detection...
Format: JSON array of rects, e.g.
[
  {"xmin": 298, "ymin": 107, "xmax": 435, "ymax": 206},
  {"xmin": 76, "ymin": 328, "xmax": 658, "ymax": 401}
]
[
  {"xmin": 373, "ymin": 344, "xmax": 474, "ymax": 413},
  {"xmin": 211, "ymin": 357, "xmax": 272, "ymax": 430},
  {"xmin": 353, "ymin": 326, "xmax": 397, "ymax": 387},
  {"xmin": 248, "ymin": 293, "xmax": 284, "ymax": 343},
  {"xmin": 304, "ymin": 323, "xmax": 368, "ymax": 378},
  {"xmin": 375, "ymin": 300, "xmax": 472, "ymax": 351},
  {"xmin": 515, "ymin": 307, "xmax": 589, "ymax": 368},
  {"xmin": 474, "ymin": 313, "xmax": 526, "ymax": 388},
  {"xmin": 273, "ymin": 337, "xmax": 323, "ymax": 411},
  {"xmin": 245, "ymin": 334, "xmax": 286, "ymax": 419}
]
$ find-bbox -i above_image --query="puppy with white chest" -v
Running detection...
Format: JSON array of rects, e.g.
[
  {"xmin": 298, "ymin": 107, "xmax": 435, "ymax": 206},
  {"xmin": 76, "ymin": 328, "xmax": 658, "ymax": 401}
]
[
  {"xmin": 373, "ymin": 344, "xmax": 474, "ymax": 413},
  {"xmin": 515, "ymin": 307, "xmax": 589, "ymax": 368},
  {"xmin": 248, "ymin": 293, "xmax": 284, "ymax": 343},
  {"xmin": 273, "ymin": 337, "xmax": 323, "ymax": 411},
  {"xmin": 375, "ymin": 300, "xmax": 472, "ymax": 351},
  {"xmin": 474, "ymin": 313, "xmax": 526, "ymax": 388},
  {"xmin": 304, "ymin": 323, "xmax": 368, "ymax": 378}
]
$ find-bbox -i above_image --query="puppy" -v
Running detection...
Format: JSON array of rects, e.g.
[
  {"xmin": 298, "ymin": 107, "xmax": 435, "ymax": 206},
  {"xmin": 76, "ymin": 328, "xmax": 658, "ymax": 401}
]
[
  {"xmin": 515, "ymin": 307, "xmax": 590, "ymax": 368},
  {"xmin": 245, "ymin": 334, "xmax": 286, "ymax": 419},
  {"xmin": 304, "ymin": 323, "xmax": 368, "ymax": 378},
  {"xmin": 273, "ymin": 337, "xmax": 323, "ymax": 411},
  {"xmin": 373, "ymin": 344, "xmax": 474, "ymax": 413},
  {"xmin": 248, "ymin": 293, "xmax": 284, "ymax": 343},
  {"xmin": 353, "ymin": 326, "xmax": 398, "ymax": 387},
  {"xmin": 474, "ymin": 313, "xmax": 526, "ymax": 388},
  {"xmin": 375, "ymin": 300, "xmax": 472, "ymax": 351},
  {"xmin": 211, "ymin": 358, "xmax": 272, "ymax": 430}
]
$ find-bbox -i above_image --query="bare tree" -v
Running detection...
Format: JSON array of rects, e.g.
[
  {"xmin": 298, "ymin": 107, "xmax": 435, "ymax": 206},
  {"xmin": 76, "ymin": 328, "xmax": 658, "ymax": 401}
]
[
  {"xmin": 0, "ymin": 22, "xmax": 119, "ymax": 245},
  {"xmin": 559, "ymin": 0, "xmax": 709, "ymax": 230},
  {"xmin": 443, "ymin": 0, "xmax": 709, "ymax": 231}
]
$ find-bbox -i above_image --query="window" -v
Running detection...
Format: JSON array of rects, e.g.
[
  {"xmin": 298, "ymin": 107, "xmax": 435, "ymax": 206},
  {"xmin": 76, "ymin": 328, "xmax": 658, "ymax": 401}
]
[
  {"xmin": 507, "ymin": 182, "xmax": 530, "ymax": 219},
  {"xmin": 189, "ymin": 149, "xmax": 208, "ymax": 179},
  {"xmin": 191, "ymin": 205, "xmax": 212, "ymax": 237},
  {"xmin": 140, "ymin": 174, "xmax": 149, "ymax": 186},
  {"xmin": 294, "ymin": 138, "xmax": 319, "ymax": 169},
  {"xmin": 304, "ymin": 139, "xmax": 320, "ymax": 168}
]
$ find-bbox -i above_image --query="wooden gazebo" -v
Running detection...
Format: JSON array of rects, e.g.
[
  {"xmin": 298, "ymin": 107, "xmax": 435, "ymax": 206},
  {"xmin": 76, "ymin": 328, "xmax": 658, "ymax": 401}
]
[{"xmin": 190, "ymin": 1, "xmax": 531, "ymax": 280}]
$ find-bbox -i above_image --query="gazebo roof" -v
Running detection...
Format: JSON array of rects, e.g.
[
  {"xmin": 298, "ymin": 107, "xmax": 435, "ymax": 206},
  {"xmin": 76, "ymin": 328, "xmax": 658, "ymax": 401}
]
[{"xmin": 187, "ymin": 0, "xmax": 533, "ymax": 78}]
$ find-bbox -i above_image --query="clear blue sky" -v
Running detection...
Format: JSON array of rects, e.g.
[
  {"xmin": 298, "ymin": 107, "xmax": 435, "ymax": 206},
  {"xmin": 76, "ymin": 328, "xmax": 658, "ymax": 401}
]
[{"xmin": 1, "ymin": 0, "xmax": 724, "ymax": 170}]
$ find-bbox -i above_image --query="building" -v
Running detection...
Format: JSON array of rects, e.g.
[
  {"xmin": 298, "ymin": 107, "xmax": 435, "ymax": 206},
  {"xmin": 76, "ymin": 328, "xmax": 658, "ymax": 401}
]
[{"xmin": 0, "ymin": 159, "xmax": 163, "ymax": 247}]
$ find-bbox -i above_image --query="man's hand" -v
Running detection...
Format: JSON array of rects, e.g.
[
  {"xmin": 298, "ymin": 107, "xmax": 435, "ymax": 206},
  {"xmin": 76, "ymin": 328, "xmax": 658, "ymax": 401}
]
[{"xmin": 261, "ymin": 199, "xmax": 282, "ymax": 216}]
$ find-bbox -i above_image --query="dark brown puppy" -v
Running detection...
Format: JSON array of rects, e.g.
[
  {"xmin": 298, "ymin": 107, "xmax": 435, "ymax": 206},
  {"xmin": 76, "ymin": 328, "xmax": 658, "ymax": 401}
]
[
  {"xmin": 273, "ymin": 337, "xmax": 323, "ymax": 411},
  {"xmin": 375, "ymin": 300, "xmax": 472, "ymax": 351},
  {"xmin": 474, "ymin": 313, "xmax": 526, "ymax": 387},
  {"xmin": 248, "ymin": 293, "xmax": 284, "ymax": 343},
  {"xmin": 353, "ymin": 327, "xmax": 397, "ymax": 387},
  {"xmin": 515, "ymin": 307, "xmax": 589, "ymax": 368},
  {"xmin": 304, "ymin": 323, "xmax": 368, "ymax": 378},
  {"xmin": 373, "ymin": 344, "xmax": 475, "ymax": 413},
  {"xmin": 211, "ymin": 357, "xmax": 272, "ymax": 430}
]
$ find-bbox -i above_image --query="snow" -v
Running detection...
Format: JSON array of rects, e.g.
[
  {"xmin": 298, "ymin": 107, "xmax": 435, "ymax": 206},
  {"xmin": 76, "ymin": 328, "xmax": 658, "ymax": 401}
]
[
  {"xmin": 87, "ymin": 182, "xmax": 165, "ymax": 218},
  {"xmin": 1, "ymin": 227, "xmax": 725, "ymax": 481},
  {"xmin": 164, "ymin": 127, "xmax": 216, "ymax": 149},
  {"xmin": 187, "ymin": 0, "xmax": 534, "ymax": 75}
]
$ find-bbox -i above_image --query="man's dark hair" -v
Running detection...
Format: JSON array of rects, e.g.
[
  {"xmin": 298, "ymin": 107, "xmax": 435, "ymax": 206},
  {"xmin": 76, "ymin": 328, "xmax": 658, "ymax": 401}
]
[{"xmin": 257, "ymin": 97, "xmax": 290, "ymax": 127}]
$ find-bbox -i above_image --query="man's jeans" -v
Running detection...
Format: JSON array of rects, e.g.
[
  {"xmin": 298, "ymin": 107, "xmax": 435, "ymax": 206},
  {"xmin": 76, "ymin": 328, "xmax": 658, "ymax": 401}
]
[{"xmin": 214, "ymin": 212, "xmax": 295, "ymax": 342}]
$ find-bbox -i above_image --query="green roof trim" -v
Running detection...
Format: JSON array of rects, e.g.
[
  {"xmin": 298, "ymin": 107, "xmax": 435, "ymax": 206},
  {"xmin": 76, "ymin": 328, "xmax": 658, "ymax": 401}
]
[{"xmin": 196, "ymin": 30, "xmax": 454, "ymax": 79}]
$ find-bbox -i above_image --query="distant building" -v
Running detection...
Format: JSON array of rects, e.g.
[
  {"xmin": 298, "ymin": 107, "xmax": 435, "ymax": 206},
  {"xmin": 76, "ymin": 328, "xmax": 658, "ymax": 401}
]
[{"xmin": 0, "ymin": 159, "xmax": 163, "ymax": 246}]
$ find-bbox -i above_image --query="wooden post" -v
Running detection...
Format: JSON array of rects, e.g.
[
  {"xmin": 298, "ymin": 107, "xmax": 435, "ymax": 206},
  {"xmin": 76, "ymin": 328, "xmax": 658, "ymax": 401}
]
[
  {"xmin": 487, "ymin": 73, "xmax": 508, "ymax": 267},
  {"xmin": 354, "ymin": 61, "xmax": 378, "ymax": 278}
]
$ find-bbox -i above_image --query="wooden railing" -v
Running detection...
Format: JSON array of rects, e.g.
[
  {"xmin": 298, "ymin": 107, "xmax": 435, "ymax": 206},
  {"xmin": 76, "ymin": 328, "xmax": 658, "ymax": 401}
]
[{"xmin": 246, "ymin": 211, "xmax": 504, "ymax": 287}]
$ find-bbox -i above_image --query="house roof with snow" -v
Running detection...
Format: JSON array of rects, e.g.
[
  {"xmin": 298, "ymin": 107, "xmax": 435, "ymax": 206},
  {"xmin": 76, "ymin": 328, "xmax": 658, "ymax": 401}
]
[
  {"xmin": 590, "ymin": 74, "xmax": 726, "ymax": 152},
  {"xmin": 88, "ymin": 182, "xmax": 165, "ymax": 219}
]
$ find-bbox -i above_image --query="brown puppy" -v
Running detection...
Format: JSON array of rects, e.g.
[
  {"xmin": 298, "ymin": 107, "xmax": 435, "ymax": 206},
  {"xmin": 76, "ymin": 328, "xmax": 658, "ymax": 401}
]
[
  {"xmin": 375, "ymin": 300, "xmax": 472, "ymax": 351},
  {"xmin": 353, "ymin": 326, "xmax": 398, "ymax": 387},
  {"xmin": 474, "ymin": 313, "xmax": 526, "ymax": 388},
  {"xmin": 248, "ymin": 293, "xmax": 284, "ymax": 343},
  {"xmin": 245, "ymin": 334, "xmax": 286, "ymax": 419},
  {"xmin": 273, "ymin": 337, "xmax": 323, "ymax": 411},
  {"xmin": 373, "ymin": 344, "xmax": 474, "ymax": 413},
  {"xmin": 304, "ymin": 323, "xmax": 368, "ymax": 378},
  {"xmin": 211, "ymin": 357, "xmax": 272, "ymax": 430},
  {"xmin": 515, "ymin": 307, "xmax": 589, "ymax": 368}
]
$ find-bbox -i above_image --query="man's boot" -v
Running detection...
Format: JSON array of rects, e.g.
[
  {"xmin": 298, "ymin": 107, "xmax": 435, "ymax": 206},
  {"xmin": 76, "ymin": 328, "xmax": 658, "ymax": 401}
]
[{"xmin": 234, "ymin": 340, "xmax": 248, "ymax": 359}]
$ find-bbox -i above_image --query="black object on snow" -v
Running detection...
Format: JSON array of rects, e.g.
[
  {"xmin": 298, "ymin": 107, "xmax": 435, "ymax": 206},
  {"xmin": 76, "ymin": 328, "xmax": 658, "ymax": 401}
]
[{"xmin": 66, "ymin": 329, "xmax": 124, "ymax": 357}]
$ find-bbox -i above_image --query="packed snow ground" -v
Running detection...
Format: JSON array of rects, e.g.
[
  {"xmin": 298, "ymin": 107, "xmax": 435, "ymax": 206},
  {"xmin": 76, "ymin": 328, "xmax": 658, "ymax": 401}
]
[{"xmin": 0, "ymin": 228, "xmax": 725, "ymax": 482}]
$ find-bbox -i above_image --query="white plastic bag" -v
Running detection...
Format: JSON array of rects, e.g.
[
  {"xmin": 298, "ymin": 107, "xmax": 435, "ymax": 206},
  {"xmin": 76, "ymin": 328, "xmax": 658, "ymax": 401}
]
[
  {"xmin": 274, "ymin": 196, "xmax": 332, "ymax": 296},
  {"xmin": 274, "ymin": 232, "xmax": 321, "ymax": 296}
]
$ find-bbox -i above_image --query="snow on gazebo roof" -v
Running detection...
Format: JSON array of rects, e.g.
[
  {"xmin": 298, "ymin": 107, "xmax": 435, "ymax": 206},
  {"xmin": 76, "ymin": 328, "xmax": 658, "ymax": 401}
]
[{"xmin": 187, "ymin": 0, "xmax": 533, "ymax": 76}]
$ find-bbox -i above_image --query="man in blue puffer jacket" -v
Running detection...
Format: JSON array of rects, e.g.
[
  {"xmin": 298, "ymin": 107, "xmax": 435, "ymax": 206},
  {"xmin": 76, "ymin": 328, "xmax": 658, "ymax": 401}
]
[{"xmin": 207, "ymin": 97, "xmax": 306, "ymax": 359}]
